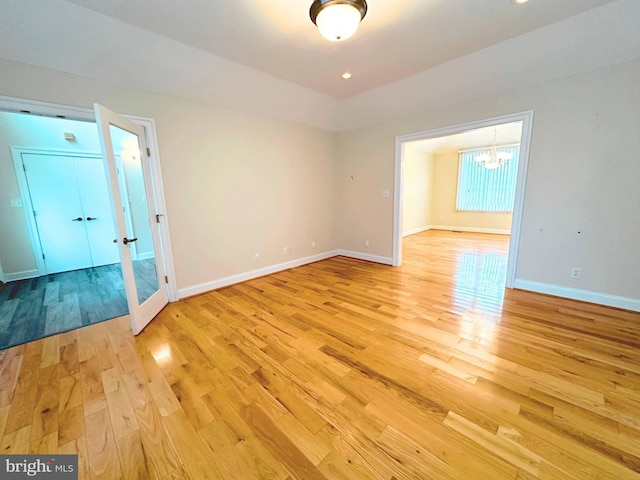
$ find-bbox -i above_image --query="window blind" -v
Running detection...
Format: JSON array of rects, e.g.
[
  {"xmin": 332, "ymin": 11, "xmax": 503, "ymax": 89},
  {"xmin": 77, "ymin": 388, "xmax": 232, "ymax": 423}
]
[{"xmin": 456, "ymin": 146, "xmax": 519, "ymax": 212}]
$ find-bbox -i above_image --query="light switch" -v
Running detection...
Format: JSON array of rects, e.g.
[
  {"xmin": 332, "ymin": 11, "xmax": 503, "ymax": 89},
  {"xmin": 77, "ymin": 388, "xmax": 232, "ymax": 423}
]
[
  {"xmin": 10, "ymin": 199, "xmax": 23, "ymax": 208},
  {"xmin": 382, "ymin": 189, "xmax": 390, "ymax": 198}
]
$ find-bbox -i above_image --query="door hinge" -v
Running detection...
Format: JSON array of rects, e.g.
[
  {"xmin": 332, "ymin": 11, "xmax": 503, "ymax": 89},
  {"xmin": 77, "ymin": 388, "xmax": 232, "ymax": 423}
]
[
  {"xmin": 146, "ymin": 147, "xmax": 151, "ymax": 156},
  {"xmin": 42, "ymin": 253, "xmax": 45, "ymax": 260},
  {"xmin": 33, "ymin": 210, "xmax": 37, "ymax": 217},
  {"xmin": 164, "ymin": 276, "xmax": 168, "ymax": 284}
]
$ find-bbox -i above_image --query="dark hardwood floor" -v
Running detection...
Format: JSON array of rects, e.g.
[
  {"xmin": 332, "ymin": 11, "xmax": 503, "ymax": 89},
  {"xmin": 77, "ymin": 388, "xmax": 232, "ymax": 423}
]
[{"xmin": 0, "ymin": 264, "xmax": 128, "ymax": 350}]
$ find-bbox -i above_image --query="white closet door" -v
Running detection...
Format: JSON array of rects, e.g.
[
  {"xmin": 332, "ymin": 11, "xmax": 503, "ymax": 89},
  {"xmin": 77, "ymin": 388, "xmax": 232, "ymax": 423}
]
[
  {"xmin": 22, "ymin": 153, "xmax": 92, "ymax": 273},
  {"xmin": 74, "ymin": 156, "xmax": 119, "ymax": 267}
]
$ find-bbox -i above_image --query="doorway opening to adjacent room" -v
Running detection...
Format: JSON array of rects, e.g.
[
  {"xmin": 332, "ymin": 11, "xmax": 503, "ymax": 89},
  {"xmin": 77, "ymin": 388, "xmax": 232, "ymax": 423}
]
[
  {"xmin": 0, "ymin": 97, "xmax": 176, "ymax": 349},
  {"xmin": 393, "ymin": 112, "xmax": 533, "ymax": 308}
]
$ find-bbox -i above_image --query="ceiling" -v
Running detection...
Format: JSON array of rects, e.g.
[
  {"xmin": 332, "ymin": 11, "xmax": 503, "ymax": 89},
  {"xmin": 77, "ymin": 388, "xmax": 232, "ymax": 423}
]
[
  {"xmin": 406, "ymin": 122, "xmax": 524, "ymax": 156},
  {"xmin": 63, "ymin": 0, "xmax": 616, "ymax": 99},
  {"xmin": 1, "ymin": 0, "xmax": 636, "ymax": 131}
]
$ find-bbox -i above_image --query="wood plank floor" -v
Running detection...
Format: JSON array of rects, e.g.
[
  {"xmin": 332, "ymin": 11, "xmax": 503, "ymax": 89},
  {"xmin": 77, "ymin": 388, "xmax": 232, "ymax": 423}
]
[
  {"xmin": 1, "ymin": 230, "xmax": 639, "ymax": 479},
  {"xmin": 0, "ymin": 259, "xmax": 157, "ymax": 350},
  {"xmin": 0, "ymin": 263, "xmax": 128, "ymax": 350}
]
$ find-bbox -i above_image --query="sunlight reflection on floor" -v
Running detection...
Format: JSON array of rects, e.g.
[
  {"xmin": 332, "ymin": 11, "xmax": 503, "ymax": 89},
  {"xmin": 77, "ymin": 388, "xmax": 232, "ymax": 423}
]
[{"xmin": 453, "ymin": 251, "xmax": 507, "ymax": 316}]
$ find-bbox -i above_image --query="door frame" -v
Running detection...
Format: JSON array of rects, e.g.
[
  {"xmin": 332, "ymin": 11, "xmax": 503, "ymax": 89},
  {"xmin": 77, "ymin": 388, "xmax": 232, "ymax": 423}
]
[
  {"xmin": 11, "ymin": 147, "xmax": 103, "ymax": 277},
  {"xmin": 393, "ymin": 111, "xmax": 534, "ymax": 288},
  {"xmin": 0, "ymin": 95, "xmax": 178, "ymax": 302},
  {"xmin": 95, "ymin": 103, "xmax": 169, "ymax": 334}
]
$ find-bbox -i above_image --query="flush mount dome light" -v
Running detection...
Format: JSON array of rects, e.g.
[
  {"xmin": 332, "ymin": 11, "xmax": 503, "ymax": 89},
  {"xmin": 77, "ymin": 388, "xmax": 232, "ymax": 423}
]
[{"xmin": 310, "ymin": 0, "xmax": 368, "ymax": 42}]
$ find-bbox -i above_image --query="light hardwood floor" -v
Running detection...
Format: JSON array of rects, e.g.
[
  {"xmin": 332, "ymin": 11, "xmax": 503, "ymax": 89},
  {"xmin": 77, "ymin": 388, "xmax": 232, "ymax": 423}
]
[{"xmin": 0, "ymin": 230, "xmax": 639, "ymax": 479}]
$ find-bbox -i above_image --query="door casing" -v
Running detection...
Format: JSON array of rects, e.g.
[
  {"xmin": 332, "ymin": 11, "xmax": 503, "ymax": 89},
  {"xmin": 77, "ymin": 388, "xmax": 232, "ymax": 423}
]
[{"xmin": 393, "ymin": 110, "xmax": 534, "ymax": 289}]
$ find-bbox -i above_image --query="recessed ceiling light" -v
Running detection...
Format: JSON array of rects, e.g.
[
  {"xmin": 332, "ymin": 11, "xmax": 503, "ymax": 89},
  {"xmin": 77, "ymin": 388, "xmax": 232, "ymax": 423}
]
[{"xmin": 342, "ymin": 72, "xmax": 352, "ymax": 79}]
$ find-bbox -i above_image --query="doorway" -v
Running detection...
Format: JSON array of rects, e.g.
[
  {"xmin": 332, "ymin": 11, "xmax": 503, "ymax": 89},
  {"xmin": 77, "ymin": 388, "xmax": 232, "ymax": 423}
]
[
  {"xmin": 0, "ymin": 97, "xmax": 176, "ymax": 349},
  {"xmin": 393, "ymin": 112, "xmax": 534, "ymax": 289}
]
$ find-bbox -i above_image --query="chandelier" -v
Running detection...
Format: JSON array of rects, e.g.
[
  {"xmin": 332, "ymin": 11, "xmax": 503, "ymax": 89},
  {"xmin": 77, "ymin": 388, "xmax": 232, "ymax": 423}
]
[
  {"xmin": 310, "ymin": 0, "xmax": 368, "ymax": 42},
  {"xmin": 476, "ymin": 128, "xmax": 513, "ymax": 170}
]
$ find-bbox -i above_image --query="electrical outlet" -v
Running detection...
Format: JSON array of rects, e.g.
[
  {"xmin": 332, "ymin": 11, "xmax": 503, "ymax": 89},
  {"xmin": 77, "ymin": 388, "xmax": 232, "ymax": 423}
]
[
  {"xmin": 254, "ymin": 252, "xmax": 260, "ymax": 261},
  {"xmin": 365, "ymin": 240, "xmax": 370, "ymax": 248},
  {"xmin": 287, "ymin": 246, "xmax": 292, "ymax": 255},
  {"xmin": 570, "ymin": 267, "xmax": 582, "ymax": 279},
  {"xmin": 311, "ymin": 241, "xmax": 316, "ymax": 248},
  {"xmin": 283, "ymin": 246, "xmax": 292, "ymax": 255}
]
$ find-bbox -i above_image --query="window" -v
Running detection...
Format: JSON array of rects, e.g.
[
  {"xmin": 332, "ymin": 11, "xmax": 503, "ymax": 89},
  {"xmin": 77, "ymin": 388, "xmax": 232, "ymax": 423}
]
[{"xmin": 456, "ymin": 146, "xmax": 519, "ymax": 212}]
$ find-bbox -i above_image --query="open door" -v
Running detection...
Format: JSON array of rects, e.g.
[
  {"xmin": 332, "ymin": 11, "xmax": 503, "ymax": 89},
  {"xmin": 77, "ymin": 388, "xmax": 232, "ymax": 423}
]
[{"xmin": 94, "ymin": 104, "xmax": 168, "ymax": 334}]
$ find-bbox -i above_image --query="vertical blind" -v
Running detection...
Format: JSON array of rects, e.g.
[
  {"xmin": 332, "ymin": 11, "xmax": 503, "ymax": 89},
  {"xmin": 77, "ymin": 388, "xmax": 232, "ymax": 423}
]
[{"xmin": 456, "ymin": 146, "xmax": 519, "ymax": 212}]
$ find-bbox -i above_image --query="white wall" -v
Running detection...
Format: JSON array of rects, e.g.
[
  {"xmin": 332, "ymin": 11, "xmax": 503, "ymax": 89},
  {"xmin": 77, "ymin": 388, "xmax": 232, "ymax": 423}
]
[
  {"xmin": 0, "ymin": 59, "xmax": 338, "ymax": 293},
  {"xmin": 0, "ymin": 113, "xmax": 103, "ymax": 276},
  {"xmin": 401, "ymin": 144, "xmax": 432, "ymax": 235},
  {"xmin": 2, "ymin": 56, "xmax": 638, "ymax": 309},
  {"xmin": 338, "ymin": 59, "xmax": 640, "ymax": 303}
]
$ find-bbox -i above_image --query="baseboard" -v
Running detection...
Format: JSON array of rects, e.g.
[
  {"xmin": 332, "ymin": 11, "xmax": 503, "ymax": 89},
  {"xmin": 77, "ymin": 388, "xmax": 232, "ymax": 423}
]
[
  {"xmin": 177, "ymin": 248, "xmax": 395, "ymax": 299},
  {"xmin": 338, "ymin": 250, "xmax": 393, "ymax": 265},
  {"xmin": 429, "ymin": 225, "xmax": 511, "ymax": 235},
  {"xmin": 3, "ymin": 269, "xmax": 40, "ymax": 282},
  {"xmin": 177, "ymin": 250, "xmax": 340, "ymax": 299},
  {"xmin": 513, "ymin": 279, "xmax": 640, "ymax": 312},
  {"xmin": 402, "ymin": 226, "xmax": 430, "ymax": 237},
  {"xmin": 402, "ymin": 225, "xmax": 511, "ymax": 236}
]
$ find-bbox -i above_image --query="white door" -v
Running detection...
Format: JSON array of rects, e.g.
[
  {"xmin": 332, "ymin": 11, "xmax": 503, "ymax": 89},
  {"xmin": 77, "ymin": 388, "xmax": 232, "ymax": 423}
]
[
  {"xmin": 22, "ymin": 153, "xmax": 93, "ymax": 273},
  {"xmin": 94, "ymin": 104, "xmax": 168, "ymax": 334},
  {"xmin": 74, "ymin": 156, "xmax": 120, "ymax": 266}
]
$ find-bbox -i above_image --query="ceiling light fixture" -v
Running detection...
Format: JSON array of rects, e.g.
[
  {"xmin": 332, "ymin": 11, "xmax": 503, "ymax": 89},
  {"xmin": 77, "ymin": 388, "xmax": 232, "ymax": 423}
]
[
  {"xmin": 342, "ymin": 72, "xmax": 352, "ymax": 79},
  {"xmin": 310, "ymin": 0, "xmax": 368, "ymax": 42},
  {"xmin": 475, "ymin": 128, "xmax": 514, "ymax": 170}
]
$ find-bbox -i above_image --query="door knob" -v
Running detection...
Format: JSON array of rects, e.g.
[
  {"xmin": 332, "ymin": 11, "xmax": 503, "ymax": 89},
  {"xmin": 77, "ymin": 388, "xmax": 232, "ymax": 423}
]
[
  {"xmin": 123, "ymin": 237, "xmax": 138, "ymax": 245},
  {"xmin": 86, "ymin": 217, "xmax": 97, "ymax": 221},
  {"xmin": 72, "ymin": 217, "xmax": 83, "ymax": 221}
]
